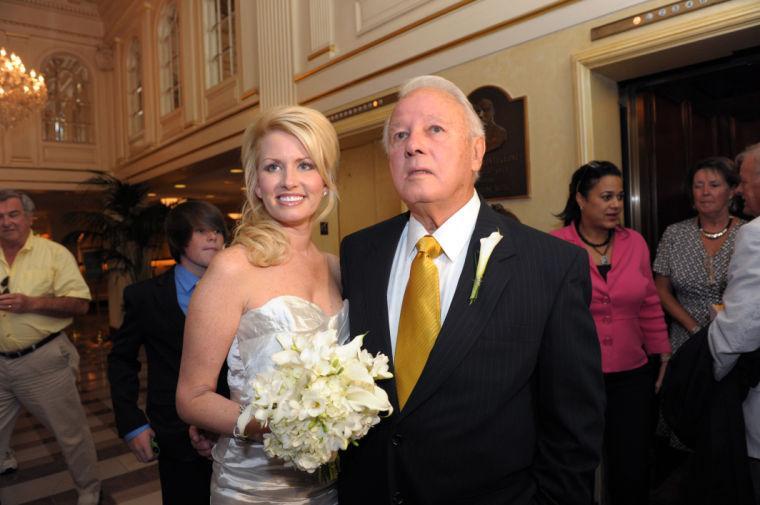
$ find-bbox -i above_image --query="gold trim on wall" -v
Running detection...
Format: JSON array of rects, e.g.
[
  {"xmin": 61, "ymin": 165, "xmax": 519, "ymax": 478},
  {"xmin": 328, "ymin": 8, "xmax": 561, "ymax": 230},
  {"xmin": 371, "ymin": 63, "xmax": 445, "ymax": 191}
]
[
  {"xmin": 301, "ymin": 0, "xmax": 580, "ymax": 105},
  {"xmin": 240, "ymin": 87, "xmax": 259, "ymax": 101},
  {"xmin": 590, "ymin": 0, "xmax": 733, "ymax": 41},
  {"xmin": 307, "ymin": 45, "xmax": 332, "ymax": 61},
  {"xmin": 294, "ymin": 0, "xmax": 478, "ymax": 82}
]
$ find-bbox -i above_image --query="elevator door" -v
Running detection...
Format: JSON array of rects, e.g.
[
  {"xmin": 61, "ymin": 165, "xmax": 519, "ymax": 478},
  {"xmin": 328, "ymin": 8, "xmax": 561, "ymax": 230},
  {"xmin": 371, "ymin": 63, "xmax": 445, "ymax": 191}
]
[{"xmin": 621, "ymin": 49, "xmax": 760, "ymax": 251}]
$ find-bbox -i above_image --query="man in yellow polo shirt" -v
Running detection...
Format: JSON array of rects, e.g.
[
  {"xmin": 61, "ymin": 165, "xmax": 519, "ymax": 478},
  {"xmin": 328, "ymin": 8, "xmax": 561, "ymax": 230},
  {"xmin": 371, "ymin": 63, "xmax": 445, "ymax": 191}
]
[{"xmin": 0, "ymin": 190, "xmax": 101, "ymax": 505}]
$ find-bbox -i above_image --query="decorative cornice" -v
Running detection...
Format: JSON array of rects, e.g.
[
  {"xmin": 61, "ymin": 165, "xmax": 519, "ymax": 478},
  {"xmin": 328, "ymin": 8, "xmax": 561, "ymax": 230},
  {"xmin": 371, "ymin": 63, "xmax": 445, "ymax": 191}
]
[
  {"xmin": 0, "ymin": 18, "xmax": 103, "ymax": 42},
  {"xmin": 1, "ymin": 0, "xmax": 101, "ymax": 19}
]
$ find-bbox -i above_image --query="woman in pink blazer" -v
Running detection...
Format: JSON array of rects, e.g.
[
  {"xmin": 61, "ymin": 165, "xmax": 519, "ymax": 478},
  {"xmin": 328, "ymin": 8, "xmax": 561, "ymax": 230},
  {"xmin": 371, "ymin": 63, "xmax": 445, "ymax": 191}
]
[{"xmin": 551, "ymin": 161, "xmax": 671, "ymax": 505}]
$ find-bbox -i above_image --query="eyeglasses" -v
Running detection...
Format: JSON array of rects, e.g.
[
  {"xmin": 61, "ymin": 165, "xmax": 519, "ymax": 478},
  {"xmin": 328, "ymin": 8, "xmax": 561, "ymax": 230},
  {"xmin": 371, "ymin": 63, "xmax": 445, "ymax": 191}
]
[{"xmin": 1, "ymin": 276, "xmax": 9, "ymax": 294}]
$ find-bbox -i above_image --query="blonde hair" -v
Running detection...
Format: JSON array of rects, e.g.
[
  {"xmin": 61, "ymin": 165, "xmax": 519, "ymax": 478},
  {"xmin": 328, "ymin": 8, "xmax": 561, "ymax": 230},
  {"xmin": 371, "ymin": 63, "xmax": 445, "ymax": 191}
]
[{"xmin": 233, "ymin": 106, "xmax": 339, "ymax": 266}]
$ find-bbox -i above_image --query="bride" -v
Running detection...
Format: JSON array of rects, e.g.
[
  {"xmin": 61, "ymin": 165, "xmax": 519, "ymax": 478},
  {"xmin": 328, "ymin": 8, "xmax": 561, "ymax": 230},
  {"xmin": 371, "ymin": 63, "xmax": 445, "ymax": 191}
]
[{"xmin": 176, "ymin": 106, "xmax": 344, "ymax": 504}]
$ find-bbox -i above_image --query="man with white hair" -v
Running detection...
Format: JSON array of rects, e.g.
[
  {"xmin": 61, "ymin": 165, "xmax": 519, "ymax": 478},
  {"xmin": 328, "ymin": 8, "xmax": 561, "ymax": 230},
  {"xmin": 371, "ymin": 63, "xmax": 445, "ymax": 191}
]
[
  {"xmin": 709, "ymin": 141, "xmax": 760, "ymax": 503},
  {"xmin": 339, "ymin": 75, "xmax": 605, "ymax": 504}
]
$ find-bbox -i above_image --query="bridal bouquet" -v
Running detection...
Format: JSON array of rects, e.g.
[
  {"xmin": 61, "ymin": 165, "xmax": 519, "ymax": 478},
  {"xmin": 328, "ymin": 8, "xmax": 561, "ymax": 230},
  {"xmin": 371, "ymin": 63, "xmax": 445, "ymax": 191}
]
[{"xmin": 237, "ymin": 329, "xmax": 393, "ymax": 474}]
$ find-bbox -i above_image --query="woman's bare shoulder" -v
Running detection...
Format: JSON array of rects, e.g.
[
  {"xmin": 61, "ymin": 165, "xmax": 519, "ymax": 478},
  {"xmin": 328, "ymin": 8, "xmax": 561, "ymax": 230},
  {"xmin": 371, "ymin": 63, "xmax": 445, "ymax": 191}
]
[
  {"xmin": 324, "ymin": 252, "xmax": 341, "ymax": 285},
  {"xmin": 206, "ymin": 245, "xmax": 258, "ymax": 278}
]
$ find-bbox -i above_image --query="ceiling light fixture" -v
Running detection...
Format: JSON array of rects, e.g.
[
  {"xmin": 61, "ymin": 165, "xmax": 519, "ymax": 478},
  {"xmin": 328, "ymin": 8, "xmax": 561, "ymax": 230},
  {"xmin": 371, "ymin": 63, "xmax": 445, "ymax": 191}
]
[{"xmin": 0, "ymin": 48, "xmax": 47, "ymax": 129}]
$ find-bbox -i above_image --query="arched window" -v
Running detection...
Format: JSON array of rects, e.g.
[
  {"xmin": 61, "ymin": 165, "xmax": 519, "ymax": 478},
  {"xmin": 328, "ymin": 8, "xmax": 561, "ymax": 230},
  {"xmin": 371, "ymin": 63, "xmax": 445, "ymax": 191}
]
[
  {"xmin": 203, "ymin": 0, "xmax": 235, "ymax": 88},
  {"xmin": 127, "ymin": 37, "xmax": 144, "ymax": 137},
  {"xmin": 41, "ymin": 54, "xmax": 93, "ymax": 144},
  {"xmin": 158, "ymin": 2, "xmax": 181, "ymax": 115}
]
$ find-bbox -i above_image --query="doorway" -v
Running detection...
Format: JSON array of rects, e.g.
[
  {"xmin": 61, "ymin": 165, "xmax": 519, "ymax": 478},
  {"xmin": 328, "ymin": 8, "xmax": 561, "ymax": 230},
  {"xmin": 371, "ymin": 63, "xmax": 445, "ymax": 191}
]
[{"xmin": 619, "ymin": 47, "xmax": 760, "ymax": 250}]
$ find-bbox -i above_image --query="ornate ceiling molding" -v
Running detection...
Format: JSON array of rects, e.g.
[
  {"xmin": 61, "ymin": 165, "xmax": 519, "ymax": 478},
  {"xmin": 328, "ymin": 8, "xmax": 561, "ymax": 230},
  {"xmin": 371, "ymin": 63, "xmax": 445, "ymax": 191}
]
[{"xmin": 2, "ymin": 0, "xmax": 101, "ymax": 19}]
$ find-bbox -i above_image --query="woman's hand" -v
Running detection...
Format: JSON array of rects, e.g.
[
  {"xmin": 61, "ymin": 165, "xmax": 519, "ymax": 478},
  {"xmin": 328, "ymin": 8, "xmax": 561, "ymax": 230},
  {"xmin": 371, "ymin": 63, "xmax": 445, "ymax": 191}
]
[{"xmin": 655, "ymin": 353, "xmax": 672, "ymax": 393}]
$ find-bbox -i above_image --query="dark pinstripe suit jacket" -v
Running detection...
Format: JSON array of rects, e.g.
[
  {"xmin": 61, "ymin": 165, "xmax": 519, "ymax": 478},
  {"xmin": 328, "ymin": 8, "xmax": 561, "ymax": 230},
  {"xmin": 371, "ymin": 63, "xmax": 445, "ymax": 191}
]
[{"xmin": 338, "ymin": 200, "xmax": 605, "ymax": 505}]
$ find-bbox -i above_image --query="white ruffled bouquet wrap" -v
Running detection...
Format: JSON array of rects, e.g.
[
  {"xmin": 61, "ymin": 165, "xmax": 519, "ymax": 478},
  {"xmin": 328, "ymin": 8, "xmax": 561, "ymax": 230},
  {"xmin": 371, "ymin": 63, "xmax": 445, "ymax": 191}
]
[{"xmin": 236, "ymin": 329, "xmax": 393, "ymax": 475}]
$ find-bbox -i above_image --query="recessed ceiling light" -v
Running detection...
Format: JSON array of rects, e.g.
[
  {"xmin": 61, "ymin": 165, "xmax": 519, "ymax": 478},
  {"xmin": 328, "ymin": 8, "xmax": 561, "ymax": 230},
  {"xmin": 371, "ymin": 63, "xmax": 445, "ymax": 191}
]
[
  {"xmin": 227, "ymin": 212, "xmax": 242, "ymax": 220},
  {"xmin": 160, "ymin": 197, "xmax": 180, "ymax": 206},
  {"xmin": 205, "ymin": 194, "xmax": 215, "ymax": 198},
  {"xmin": 230, "ymin": 168, "xmax": 243, "ymax": 174},
  {"xmin": 174, "ymin": 183, "xmax": 187, "ymax": 189},
  {"xmin": 147, "ymin": 192, "xmax": 157, "ymax": 197}
]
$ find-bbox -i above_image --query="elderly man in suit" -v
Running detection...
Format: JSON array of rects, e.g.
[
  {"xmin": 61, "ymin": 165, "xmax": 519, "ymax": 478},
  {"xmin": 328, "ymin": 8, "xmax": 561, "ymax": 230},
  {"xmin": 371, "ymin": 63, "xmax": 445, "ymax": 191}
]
[
  {"xmin": 108, "ymin": 200, "xmax": 228, "ymax": 505},
  {"xmin": 709, "ymin": 141, "xmax": 760, "ymax": 503},
  {"xmin": 339, "ymin": 75, "xmax": 605, "ymax": 505}
]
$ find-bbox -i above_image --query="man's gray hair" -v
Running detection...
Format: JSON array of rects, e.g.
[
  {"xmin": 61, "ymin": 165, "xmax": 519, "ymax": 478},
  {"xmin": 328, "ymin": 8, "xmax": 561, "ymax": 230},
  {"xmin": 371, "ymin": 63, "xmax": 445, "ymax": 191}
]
[
  {"xmin": 382, "ymin": 75, "xmax": 485, "ymax": 153},
  {"xmin": 736, "ymin": 142, "xmax": 760, "ymax": 174},
  {"xmin": 0, "ymin": 190, "xmax": 36, "ymax": 214}
]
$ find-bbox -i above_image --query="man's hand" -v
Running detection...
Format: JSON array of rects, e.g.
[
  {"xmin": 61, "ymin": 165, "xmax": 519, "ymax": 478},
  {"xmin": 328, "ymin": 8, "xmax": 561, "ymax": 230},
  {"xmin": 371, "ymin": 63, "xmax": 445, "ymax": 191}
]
[
  {"xmin": 0, "ymin": 293, "xmax": 33, "ymax": 314},
  {"xmin": 189, "ymin": 425, "xmax": 217, "ymax": 460},
  {"xmin": 127, "ymin": 428, "xmax": 157, "ymax": 463},
  {"xmin": 0, "ymin": 293, "xmax": 88, "ymax": 317}
]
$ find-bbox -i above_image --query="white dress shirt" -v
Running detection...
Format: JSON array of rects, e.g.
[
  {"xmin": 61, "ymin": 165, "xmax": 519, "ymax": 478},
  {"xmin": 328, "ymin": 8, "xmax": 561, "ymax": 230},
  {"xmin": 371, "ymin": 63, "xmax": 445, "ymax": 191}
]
[
  {"xmin": 386, "ymin": 192, "xmax": 481, "ymax": 357},
  {"xmin": 708, "ymin": 215, "xmax": 760, "ymax": 458}
]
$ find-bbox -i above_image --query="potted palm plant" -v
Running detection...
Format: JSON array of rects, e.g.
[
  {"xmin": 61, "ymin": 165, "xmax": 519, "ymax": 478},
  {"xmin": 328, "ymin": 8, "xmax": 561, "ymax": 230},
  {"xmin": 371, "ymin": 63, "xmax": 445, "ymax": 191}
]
[{"xmin": 65, "ymin": 173, "xmax": 168, "ymax": 329}]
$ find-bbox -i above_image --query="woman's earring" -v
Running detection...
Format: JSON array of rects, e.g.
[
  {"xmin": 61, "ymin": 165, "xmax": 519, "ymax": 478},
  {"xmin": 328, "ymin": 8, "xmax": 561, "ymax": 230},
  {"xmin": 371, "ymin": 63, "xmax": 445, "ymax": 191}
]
[{"xmin": 323, "ymin": 188, "xmax": 329, "ymax": 196}]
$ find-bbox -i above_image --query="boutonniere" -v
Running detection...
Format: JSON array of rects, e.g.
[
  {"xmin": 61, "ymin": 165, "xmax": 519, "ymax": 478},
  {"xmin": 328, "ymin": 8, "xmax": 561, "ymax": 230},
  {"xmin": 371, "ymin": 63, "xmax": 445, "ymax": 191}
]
[{"xmin": 469, "ymin": 230, "xmax": 503, "ymax": 304}]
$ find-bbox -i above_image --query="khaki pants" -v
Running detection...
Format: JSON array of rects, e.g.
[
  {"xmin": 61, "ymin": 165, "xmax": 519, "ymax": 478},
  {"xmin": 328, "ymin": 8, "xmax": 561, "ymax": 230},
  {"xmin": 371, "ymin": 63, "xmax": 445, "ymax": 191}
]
[{"xmin": 0, "ymin": 333, "xmax": 100, "ymax": 503}]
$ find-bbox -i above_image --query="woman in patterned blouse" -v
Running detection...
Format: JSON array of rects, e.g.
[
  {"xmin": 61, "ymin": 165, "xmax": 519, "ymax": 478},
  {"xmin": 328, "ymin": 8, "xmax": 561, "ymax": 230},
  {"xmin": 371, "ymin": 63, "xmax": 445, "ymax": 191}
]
[
  {"xmin": 653, "ymin": 157, "xmax": 744, "ymax": 355},
  {"xmin": 651, "ymin": 157, "xmax": 744, "ymax": 501}
]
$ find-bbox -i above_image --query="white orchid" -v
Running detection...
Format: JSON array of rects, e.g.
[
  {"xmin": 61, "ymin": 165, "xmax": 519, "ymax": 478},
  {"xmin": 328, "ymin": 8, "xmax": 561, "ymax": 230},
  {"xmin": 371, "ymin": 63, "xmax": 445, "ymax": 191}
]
[
  {"xmin": 243, "ymin": 328, "xmax": 393, "ymax": 474},
  {"xmin": 469, "ymin": 230, "xmax": 503, "ymax": 304}
]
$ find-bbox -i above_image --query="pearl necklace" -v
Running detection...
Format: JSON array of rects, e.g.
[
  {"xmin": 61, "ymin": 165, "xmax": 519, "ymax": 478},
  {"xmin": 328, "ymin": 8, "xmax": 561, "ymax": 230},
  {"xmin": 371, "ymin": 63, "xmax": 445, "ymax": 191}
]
[{"xmin": 699, "ymin": 217, "xmax": 732, "ymax": 240}]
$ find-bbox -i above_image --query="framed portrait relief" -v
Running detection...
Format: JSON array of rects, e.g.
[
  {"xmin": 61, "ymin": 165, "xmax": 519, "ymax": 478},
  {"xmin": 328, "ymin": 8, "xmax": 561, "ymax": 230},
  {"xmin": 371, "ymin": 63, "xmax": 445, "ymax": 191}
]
[{"xmin": 467, "ymin": 86, "xmax": 529, "ymax": 199}]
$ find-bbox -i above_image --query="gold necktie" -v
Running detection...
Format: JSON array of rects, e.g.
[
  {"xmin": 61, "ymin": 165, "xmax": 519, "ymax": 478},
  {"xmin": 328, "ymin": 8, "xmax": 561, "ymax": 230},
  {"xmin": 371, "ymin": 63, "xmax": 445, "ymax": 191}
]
[{"xmin": 395, "ymin": 235, "xmax": 443, "ymax": 410}]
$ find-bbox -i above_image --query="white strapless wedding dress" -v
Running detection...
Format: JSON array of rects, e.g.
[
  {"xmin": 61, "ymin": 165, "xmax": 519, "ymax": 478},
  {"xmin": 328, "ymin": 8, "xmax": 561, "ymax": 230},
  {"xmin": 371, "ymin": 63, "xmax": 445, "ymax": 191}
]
[{"xmin": 211, "ymin": 295, "xmax": 348, "ymax": 505}]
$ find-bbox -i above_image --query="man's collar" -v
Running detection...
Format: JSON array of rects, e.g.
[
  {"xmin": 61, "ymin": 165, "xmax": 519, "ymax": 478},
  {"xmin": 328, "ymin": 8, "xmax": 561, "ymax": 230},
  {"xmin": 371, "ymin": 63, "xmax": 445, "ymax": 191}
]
[
  {"xmin": 1, "ymin": 232, "xmax": 33, "ymax": 259},
  {"xmin": 20, "ymin": 233, "xmax": 34, "ymax": 252},
  {"xmin": 406, "ymin": 192, "xmax": 481, "ymax": 261},
  {"xmin": 174, "ymin": 264, "xmax": 200, "ymax": 293}
]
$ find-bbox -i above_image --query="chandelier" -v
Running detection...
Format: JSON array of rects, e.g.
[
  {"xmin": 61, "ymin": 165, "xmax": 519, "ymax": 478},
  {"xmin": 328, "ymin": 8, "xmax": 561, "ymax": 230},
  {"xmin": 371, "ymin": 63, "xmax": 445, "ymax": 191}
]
[{"xmin": 0, "ymin": 48, "xmax": 47, "ymax": 129}]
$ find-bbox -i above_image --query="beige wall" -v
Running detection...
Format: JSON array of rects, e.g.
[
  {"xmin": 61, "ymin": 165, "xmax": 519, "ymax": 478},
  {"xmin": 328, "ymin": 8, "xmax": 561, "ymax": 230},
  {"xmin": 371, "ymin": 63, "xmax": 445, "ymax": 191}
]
[
  {"xmin": 330, "ymin": 0, "xmax": 760, "ymax": 233},
  {"xmin": 3, "ymin": 0, "xmax": 760, "ymax": 241}
]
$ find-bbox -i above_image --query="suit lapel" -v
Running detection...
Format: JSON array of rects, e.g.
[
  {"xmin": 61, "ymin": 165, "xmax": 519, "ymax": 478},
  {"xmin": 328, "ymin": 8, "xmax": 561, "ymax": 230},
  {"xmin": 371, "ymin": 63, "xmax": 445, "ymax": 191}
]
[
  {"xmin": 361, "ymin": 214, "xmax": 408, "ymax": 411},
  {"xmin": 396, "ymin": 202, "xmax": 517, "ymax": 420}
]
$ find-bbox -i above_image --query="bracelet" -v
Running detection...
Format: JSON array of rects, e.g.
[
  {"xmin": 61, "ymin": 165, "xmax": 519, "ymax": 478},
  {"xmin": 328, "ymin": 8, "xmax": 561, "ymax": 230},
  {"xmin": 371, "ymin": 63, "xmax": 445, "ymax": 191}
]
[
  {"xmin": 233, "ymin": 404, "xmax": 254, "ymax": 442},
  {"xmin": 689, "ymin": 325, "xmax": 701, "ymax": 335},
  {"xmin": 232, "ymin": 422, "xmax": 251, "ymax": 442}
]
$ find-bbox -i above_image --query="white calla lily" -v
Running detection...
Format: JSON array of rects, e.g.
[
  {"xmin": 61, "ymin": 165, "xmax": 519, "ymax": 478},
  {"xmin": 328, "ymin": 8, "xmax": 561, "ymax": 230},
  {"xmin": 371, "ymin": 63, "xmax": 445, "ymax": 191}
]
[
  {"xmin": 469, "ymin": 230, "xmax": 503, "ymax": 304},
  {"xmin": 243, "ymin": 327, "xmax": 393, "ymax": 474}
]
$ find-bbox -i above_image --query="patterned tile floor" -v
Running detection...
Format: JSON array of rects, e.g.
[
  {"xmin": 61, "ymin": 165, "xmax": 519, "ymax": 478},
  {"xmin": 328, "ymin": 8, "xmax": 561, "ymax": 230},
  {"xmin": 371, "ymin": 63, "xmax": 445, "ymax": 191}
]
[{"xmin": 0, "ymin": 311, "xmax": 162, "ymax": 505}]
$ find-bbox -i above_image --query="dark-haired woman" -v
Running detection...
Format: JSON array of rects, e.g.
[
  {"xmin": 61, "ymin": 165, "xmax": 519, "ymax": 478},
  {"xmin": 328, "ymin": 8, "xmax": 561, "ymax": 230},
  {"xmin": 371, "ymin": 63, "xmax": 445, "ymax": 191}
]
[
  {"xmin": 650, "ymin": 157, "xmax": 744, "ymax": 498},
  {"xmin": 551, "ymin": 161, "xmax": 671, "ymax": 505}
]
